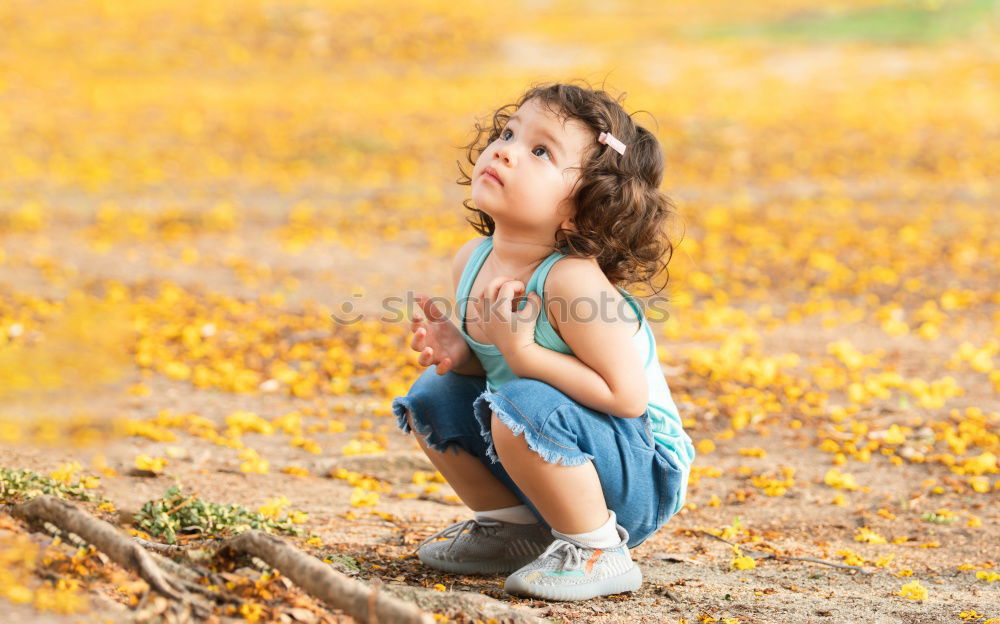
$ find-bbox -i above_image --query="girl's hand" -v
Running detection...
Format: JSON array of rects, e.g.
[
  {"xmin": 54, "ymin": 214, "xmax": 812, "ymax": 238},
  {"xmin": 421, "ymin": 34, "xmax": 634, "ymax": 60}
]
[
  {"xmin": 409, "ymin": 293, "xmax": 474, "ymax": 375},
  {"xmin": 470, "ymin": 276, "xmax": 541, "ymax": 357}
]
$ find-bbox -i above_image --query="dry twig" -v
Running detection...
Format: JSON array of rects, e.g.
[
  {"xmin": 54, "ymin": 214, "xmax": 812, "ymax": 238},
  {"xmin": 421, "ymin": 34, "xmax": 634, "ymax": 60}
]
[
  {"xmin": 134, "ymin": 536, "xmax": 186, "ymax": 555},
  {"xmin": 698, "ymin": 530, "xmax": 871, "ymax": 574}
]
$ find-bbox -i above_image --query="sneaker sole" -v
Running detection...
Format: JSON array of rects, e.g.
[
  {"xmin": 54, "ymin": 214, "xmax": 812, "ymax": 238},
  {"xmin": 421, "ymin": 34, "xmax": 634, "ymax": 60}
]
[
  {"xmin": 503, "ymin": 565, "xmax": 643, "ymax": 601},
  {"xmin": 417, "ymin": 551, "xmax": 538, "ymax": 576}
]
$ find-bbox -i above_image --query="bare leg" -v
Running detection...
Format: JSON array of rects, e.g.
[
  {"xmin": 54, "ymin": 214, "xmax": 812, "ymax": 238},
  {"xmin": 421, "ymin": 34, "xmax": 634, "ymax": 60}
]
[
  {"xmin": 404, "ymin": 410, "xmax": 523, "ymax": 511},
  {"xmin": 491, "ymin": 412, "xmax": 610, "ymax": 534}
]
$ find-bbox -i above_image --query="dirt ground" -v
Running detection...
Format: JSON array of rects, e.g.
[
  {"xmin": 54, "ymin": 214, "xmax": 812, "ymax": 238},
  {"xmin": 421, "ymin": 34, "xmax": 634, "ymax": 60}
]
[{"xmin": 2, "ymin": 223, "xmax": 997, "ymax": 624}]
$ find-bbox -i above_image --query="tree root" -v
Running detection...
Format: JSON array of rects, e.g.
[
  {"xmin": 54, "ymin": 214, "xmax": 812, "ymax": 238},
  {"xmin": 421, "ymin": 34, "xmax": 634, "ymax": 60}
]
[
  {"xmin": 12, "ymin": 495, "xmax": 219, "ymax": 621},
  {"xmin": 13, "ymin": 495, "xmax": 190, "ymax": 599},
  {"xmin": 218, "ymin": 530, "xmax": 434, "ymax": 624},
  {"xmin": 11, "ymin": 496, "xmax": 463, "ymax": 623},
  {"xmin": 140, "ymin": 548, "xmax": 248, "ymax": 606}
]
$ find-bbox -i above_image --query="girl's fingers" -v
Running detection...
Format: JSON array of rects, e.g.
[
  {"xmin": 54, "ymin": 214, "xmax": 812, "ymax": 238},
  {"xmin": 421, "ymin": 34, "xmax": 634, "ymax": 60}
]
[
  {"xmin": 419, "ymin": 294, "xmax": 445, "ymax": 323},
  {"xmin": 412, "ymin": 296, "xmax": 425, "ymax": 322},
  {"xmin": 410, "ymin": 327, "xmax": 425, "ymax": 351},
  {"xmin": 413, "ymin": 293, "xmax": 430, "ymax": 324},
  {"xmin": 485, "ymin": 275, "xmax": 513, "ymax": 301},
  {"xmin": 437, "ymin": 356, "xmax": 452, "ymax": 375},
  {"xmin": 480, "ymin": 280, "xmax": 498, "ymax": 316},
  {"xmin": 498, "ymin": 280, "xmax": 524, "ymax": 307},
  {"xmin": 419, "ymin": 346, "xmax": 433, "ymax": 366},
  {"xmin": 516, "ymin": 291, "xmax": 540, "ymax": 317}
]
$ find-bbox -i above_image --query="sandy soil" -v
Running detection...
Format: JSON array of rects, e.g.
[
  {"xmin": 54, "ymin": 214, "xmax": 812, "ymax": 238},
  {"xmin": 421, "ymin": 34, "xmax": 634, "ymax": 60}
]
[{"xmin": 1, "ymin": 210, "xmax": 997, "ymax": 622}]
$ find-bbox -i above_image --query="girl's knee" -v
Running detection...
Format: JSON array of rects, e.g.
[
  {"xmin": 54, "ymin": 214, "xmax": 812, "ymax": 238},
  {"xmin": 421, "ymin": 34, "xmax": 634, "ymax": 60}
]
[
  {"xmin": 393, "ymin": 386, "xmax": 492, "ymax": 458},
  {"xmin": 490, "ymin": 411, "xmax": 515, "ymax": 444},
  {"xmin": 392, "ymin": 397, "xmax": 417, "ymax": 434},
  {"xmin": 404, "ymin": 409, "xmax": 441, "ymax": 448},
  {"xmin": 392, "ymin": 394, "xmax": 442, "ymax": 442},
  {"xmin": 489, "ymin": 411, "xmax": 532, "ymax": 467}
]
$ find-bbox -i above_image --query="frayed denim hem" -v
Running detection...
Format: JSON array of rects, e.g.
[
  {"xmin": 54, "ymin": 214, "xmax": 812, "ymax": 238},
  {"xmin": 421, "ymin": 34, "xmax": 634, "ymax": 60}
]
[
  {"xmin": 391, "ymin": 396, "xmax": 459, "ymax": 455},
  {"xmin": 472, "ymin": 391, "xmax": 595, "ymax": 468}
]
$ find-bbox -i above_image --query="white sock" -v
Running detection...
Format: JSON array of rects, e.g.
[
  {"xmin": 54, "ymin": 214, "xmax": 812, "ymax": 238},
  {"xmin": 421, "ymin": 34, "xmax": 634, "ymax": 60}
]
[
  {"xmin": 475, "ymin": 504, "xmax": 538, "ymax": 524},
  {"xmin": 560, "ymin": 510, "xmax": 621, "ymax": 548}
]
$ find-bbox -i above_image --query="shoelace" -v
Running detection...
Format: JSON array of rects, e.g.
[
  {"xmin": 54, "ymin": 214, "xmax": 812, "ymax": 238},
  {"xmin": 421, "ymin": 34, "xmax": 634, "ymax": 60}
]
[
  {"xmin": 417, "ymin": 518, "xmax": 503, "ymax": 552},
  {"xmin": 538, "ymin": 539, "xmax": 585, "ymax": 571},
  {"xmin": 539, "ymin": 527, "xmax": 631, "ymax": 572}
]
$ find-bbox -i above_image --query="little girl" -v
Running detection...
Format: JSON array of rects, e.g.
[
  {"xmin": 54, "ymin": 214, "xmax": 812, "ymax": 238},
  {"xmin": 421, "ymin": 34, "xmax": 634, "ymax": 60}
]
[{"xmin": 391, "ymin": 82, "xmax": 695, "ymax": 601}]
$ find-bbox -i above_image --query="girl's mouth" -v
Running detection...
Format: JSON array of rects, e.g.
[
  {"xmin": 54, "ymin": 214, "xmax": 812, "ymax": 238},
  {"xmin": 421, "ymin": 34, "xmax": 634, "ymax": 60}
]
[{"xmin": 483, "ymin": 168, "xmax": 503, "ymax": 185}]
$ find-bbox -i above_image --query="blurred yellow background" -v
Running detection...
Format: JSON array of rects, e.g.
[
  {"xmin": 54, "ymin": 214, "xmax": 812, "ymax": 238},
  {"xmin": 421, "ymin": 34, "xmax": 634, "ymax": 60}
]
[
  {"xmin": 1, "ymin": 0, "xmax": 997, "ymax": 442},
  {"xmin": 0, "ymin": 2, "xmax": 998, "ymax": 620}
]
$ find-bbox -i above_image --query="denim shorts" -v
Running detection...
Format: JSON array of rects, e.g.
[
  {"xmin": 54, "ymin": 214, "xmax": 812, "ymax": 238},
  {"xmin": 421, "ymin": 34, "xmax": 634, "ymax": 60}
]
[{"xmin": 391, "ymin": 365, "xmax": 686, "ymax": 549}]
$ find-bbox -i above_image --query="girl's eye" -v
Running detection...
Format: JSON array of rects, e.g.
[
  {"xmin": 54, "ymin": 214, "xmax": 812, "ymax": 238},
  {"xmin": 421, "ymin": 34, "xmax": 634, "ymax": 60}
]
[{"xmin": 499, "ymin": 129, "xmax": 551, "ymax": 161}]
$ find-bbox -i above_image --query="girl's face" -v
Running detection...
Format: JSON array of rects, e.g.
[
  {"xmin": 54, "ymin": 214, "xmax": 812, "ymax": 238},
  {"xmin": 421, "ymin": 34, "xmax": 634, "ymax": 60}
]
[{"xmin": 471, "ymin": 97, "xmax": 594, "ymax": 237}]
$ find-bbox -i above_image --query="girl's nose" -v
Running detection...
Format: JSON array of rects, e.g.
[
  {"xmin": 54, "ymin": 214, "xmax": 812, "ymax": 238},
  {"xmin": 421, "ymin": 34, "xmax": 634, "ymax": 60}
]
[{"xmin": 497, "ymin": 143, "xmax": 517, "ymax": 166}]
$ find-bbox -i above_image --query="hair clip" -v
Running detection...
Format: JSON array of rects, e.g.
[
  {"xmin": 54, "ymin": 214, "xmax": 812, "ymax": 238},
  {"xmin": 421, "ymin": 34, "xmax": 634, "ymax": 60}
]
[{"xmin": 598, "ymin": 131, "xmax": 627, "ymax": 155}]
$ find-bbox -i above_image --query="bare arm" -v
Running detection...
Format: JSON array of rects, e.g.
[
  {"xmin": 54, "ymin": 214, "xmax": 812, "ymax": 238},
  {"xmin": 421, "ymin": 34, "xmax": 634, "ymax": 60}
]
[
  {"xmin": 506, "ymin": 344, "xmax": 643, "ymax": 418},
  {"xmin": 504, "ymin": 258, "xmax": 648, "ymax": 419}
]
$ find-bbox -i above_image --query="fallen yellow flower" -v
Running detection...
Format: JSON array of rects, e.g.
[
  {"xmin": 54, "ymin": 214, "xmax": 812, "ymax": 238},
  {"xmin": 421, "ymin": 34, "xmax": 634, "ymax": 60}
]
[
  {"xmin": 730, "ymin": 545, "xmax": 756, "ymax": 570},
  {"xmin": 854, "ymin": 527, "xmax": 887, "ymax": 544},
  {"xmin": 257, "ymin": 496, "xmax": 290, "ymax": 519},
  {"xmin": 897, "ymin": 581, "xmax": 927, "ymax": 601},
  {"xmin": 49, "ymin": 461, "xmax": 82, "ymax": 484},
  {"xmin": 350, "ymin": 487, "xmax": 379, "ymax": 507},
  {"xmin": 134, "ymin": 455, "xmax": 166, "ymax": 474},
  {"xmin": 824, "ymin": 468, "xmax": 859, "ymax": 490}
]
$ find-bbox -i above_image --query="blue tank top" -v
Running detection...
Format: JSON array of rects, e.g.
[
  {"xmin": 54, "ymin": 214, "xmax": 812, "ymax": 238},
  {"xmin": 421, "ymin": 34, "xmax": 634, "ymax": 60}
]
[{"xmin": 456, "ymin": 236, "xmax": 696, "ymax": 473}]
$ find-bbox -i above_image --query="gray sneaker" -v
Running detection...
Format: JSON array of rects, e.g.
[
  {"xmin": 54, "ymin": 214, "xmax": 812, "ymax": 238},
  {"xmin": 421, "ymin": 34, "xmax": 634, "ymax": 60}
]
[
  {"xmin": 417, "ymin": 518, "xmax": 554, "ymax": 575},
  {"xmin": 503, "ymin": 523, "xmax": 642, "ymax": 601}
]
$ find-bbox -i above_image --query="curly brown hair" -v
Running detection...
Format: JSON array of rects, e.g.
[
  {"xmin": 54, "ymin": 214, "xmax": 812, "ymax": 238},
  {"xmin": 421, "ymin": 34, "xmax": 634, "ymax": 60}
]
[{"xmin": 456, "ymin": 79, "xmax": 679, "ymax": 297}]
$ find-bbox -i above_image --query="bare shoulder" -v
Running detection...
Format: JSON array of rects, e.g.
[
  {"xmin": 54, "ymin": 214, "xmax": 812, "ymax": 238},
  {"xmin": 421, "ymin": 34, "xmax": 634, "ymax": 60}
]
[
  {"xmin": 451, "ymin": 235, "xmax": 489, "ymax": 290},
  {"xmin": 544, "ymin": 256, "xmax": 639, "ymax": 333},
  {"xmin": 542, "ymin": 254, "xmax": 648, "ymax": 413},
  {"xmin": 544, "ymin": 255, "xmax": 614, "ymax": 302}
]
